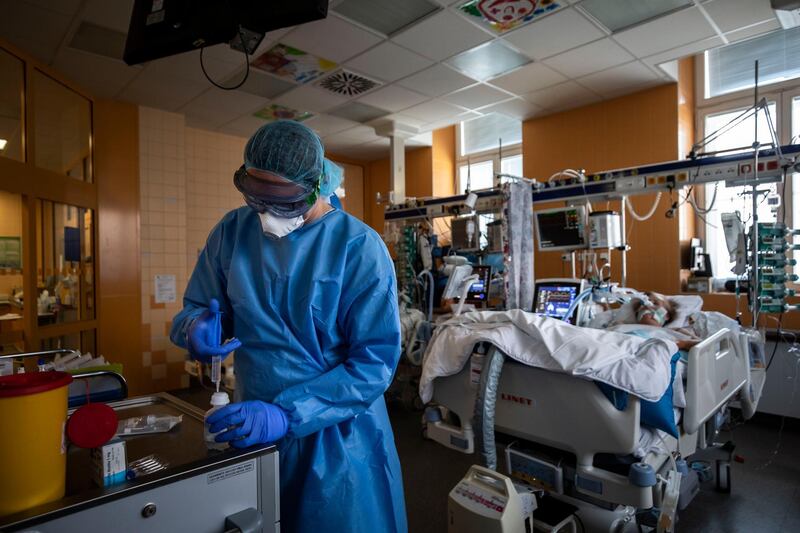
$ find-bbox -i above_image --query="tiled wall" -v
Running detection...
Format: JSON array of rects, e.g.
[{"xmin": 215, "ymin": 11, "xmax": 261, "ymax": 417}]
[
  {"xmin": 139, "ymin": 107, "xmax": 246, "ymax": 391},
  {"xmin": 139, "ymin": 107, "xmax": 189, "ymax": 391},
  {"xmin": 185, "ymin": 128, "xmax": 247, "ymax": 271}
]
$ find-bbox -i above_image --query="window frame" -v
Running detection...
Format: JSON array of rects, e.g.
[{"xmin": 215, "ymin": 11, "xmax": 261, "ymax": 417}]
[
  {"xmin": 0, "ymin": 40, "xmax": 98, "ymax": 355},
  {"xmin": 455, "ymin": 121, "xmax": 523, "ymax": 194},
  {"xmin": 695, "ymin": 52, "xmax": 800, "ymax": 282}
]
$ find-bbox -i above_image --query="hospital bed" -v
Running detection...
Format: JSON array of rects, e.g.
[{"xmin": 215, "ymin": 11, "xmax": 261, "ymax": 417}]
[{"xmin": 423, "ymin": 313, "xmax": 765, "ymax": 527}]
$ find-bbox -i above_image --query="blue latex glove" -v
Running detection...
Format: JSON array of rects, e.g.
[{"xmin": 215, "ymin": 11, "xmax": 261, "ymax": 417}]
[
  {"xmin": 187, "ymin": 298, "xmax": 242, "ymax": 363},
  {"xmin": 207, "ymin": 401, "xmax": 289, "ymax": 448}
]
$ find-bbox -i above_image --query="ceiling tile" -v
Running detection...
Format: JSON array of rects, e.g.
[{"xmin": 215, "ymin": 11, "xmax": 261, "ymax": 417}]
[
  {"xmin": 345, "ymin": 41, "xmax": 433, "ymax": 82},
  {"xmin": 578, "ymin": 61, "xmax": 661, "ymax": 97},
  {"xmin": 392, "ymin": 10, "xmax": 492, "ymax": 61},
  {"xmin": 475, "ymin": 97, "xmax": 543, "ymax": 120},
  {"xmin": 231, "ymin": 70, "xmax": 296, "ymax": 99},
  {"xmin": 282, "ymin": 14, "xmax": 383, "ymax": 63},
  {"xmin": 218, "ymin": 114, "xmax": 270, "ymax": 138},
  {"xmin": 23, "ymin": 0, "xmax": 82, "ymax": 15},
  {"xmin": 304, "ymin": 114, "xmax": 361, "ymax": 136},
  {"xmin": 543, "ymin": 38, "xmax": 634, "ymax": 78},
  {"xmin": 447, "ymin": 41, "xmax": 532, "ymax": 81},
  {"xmin": 0, "ymin": 2, "xmax": 72, "ymax": 64},
  {"xmin": 503, "ymin": 8, "xmax": 606, "ymax": 60},
  {"xmin": 201, "ymin": 44, "xmax": 255, "ymax": 67},
  {"xmin": 401, "ymin": 99, "xmax": 468, "ymax": 123},
  {"xmin": 384, "ymin": 113, "xmax": 428, "ymax": 130},
  {"xmin": 703, "ymin": 0, "xmax": 777, "ymax": 33},
  {"xmin": 613, "ymin": 6, "xmax": 716, "ymax": 58},
  {"xmin": 356, "ymin": 84, "xmax": 429, "ymax": 112},
  {"xmin": 81, "ymin": 0, "xmax": 135, "ymax": 33},
  {"xmin": 275, "ymin": 85, "xmax": 349, "ymax": 113},
  {"xmin": 333, "ymin": 0, "xmax": 441, "ymax": 36},
  {"xmin": 250, "ymin": 43, "xmax": 338, "ymax": 84},
  {"xmin": 641, "ymin": 35, "xmax": 724, "ymax": 68},
  {"xmin": 118, "ymin": 69, "xmax": 209, "ymax": 111},
  {"xmin": 524, "ymin": 81, "xmax": 601, "ymax": 111},
  {"xmin": 52, "ymin": 48, "xmax": 141, "ymax": 99},
  {"xmin": 146, "ymin": 50, "xmax": 242, "ymax": 85},
  {"xmin": 203, "ymin": 27, "xmax": 295, "ymax": 66},
  {"xmin": 396, "ymin": 64, "xmax": 477, "ymax": 97},
  {"xmin": 424, "ymin": 110, "xmax": 481, "ymax": 131},
  {"xmin": 180, "ymin": 88, "xmax": 269, "ymax": 129},
  {"xmin": 488, "ymin": 62, "xmax": 567, "ymax": 95},
  {"xmin": 325, "ymin": 124, "xmax": 380, "ymax": 144},
  {"xmin": 442, "ymin": 84, "xmax": 513, "ymax": 110},
  {"xmin": 329, "ymin": 101, "xmax": 389, "ymax": 122},
  {"xmin": 578, "ymin": 0, "xmax": 692, "ymax": 33},
  {"xmin": 724, "ymin": 18, "xmax": 781, "ymax": 43}
]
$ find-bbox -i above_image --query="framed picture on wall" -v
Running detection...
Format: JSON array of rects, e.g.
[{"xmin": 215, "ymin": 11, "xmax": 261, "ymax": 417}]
[{"xmin": 0, "ymin": 237, "xmax": 22, "ymax": 269}]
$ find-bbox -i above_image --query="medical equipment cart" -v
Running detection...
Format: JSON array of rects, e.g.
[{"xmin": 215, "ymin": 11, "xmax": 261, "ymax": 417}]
[{"xmin": 0, "ymin": 393, "xmax": 279, "ymax": 533}]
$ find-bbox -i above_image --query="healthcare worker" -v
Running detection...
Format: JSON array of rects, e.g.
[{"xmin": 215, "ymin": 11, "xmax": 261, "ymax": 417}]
[{"xmin": 170, "ymin": 120, "xmax": 407, "ymax": 532}]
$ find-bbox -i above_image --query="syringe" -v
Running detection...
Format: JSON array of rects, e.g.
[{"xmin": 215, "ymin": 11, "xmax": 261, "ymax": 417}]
[{"xmin": 211, "ymin": 355, "xmax": 221, "ymax": 393}]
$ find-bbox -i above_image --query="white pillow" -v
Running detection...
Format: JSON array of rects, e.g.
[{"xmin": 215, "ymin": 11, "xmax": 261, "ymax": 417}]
[{"xmin": 664, "ymin": 294, "xmax": 703, "ymax": 328}]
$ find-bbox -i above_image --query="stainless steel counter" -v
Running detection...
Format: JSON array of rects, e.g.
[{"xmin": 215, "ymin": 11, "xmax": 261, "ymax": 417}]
[{"xmin": 0, "ymin": 392, "xmax": 279, "ymax": 533}]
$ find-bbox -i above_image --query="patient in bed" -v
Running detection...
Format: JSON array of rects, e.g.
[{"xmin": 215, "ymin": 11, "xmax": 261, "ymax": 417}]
[
  {"xmin": 632, "ymin": 293, "xmax": 700, "ymax": 350},
  {"xmin": 591, "ymin": 291, "xmax": 702, "ymax": 350}
]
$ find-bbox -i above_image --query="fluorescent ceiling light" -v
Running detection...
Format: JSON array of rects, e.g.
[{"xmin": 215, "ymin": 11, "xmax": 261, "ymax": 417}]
[
  {"xmin": 0, "ymin": 139, "xmax": 7, "ymax": 150},
  {"xmin": 578, "ymin": 0, "xmax": 691, "ymax": 32},
  {"xmin": 334, "ymin": 0, "xmax": 440, "ymax": 36},
  {"xmin": 446, "ymin": 41, "xmax": 531, "ymax": 82}
]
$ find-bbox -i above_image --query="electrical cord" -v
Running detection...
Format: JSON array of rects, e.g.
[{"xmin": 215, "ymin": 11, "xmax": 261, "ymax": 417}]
[
  {"xmin": 199, "ymin": 30, "xmax": 250, "ymax": 90},
  {"xmin": 625, "ymin": 191, "xmax": 662, "ymax": 221},
  {"xmin": 766, "ymin": 313, "xmax": 784, "ymax": 371}
]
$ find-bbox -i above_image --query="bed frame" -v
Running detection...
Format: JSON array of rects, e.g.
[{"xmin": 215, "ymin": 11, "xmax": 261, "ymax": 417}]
[{"xmin": 425, "ymin": 327, "xmax": 763, "ymax": 509}]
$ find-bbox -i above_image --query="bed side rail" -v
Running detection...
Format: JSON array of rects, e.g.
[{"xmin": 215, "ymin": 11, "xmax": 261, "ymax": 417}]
[{"xmin": 684, "ymin": 328, "xmax": 748, "ymax": 435}]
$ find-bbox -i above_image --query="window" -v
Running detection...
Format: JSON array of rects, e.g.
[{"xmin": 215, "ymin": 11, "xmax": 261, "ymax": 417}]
[
  {"xmin": 706, "ymin": 26, "xmax": 800, "ymax": 98},
  {"xmin": 702, "ymin": 103, "xmax": 778, "ymax": 277},
  {"xmin": 792, "ymin": 97, "xmax": 800, "ymax": 274},
  {"xmin": 501, "ymin": 154, "xmax": 523, "ymax": 176},
  {"xmin": 458, "ymin": 160, "xmax": 494, "ymax": 192},
  {"xmin": 456, "ymin": 113, "xmax": 523, "ymax": 194},
  {"xmin": 460, "ymin": 114, "xmax": 522, "ymax": 156},
  {"xmin": 33, "ymin": 71, "xmax": 92, "ymax": 181},
  {"xmin": 0, "ymin": 48, "xmax": 24, "ymax": 162}
]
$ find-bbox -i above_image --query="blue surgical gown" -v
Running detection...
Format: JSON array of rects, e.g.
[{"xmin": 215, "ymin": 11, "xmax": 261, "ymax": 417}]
[{"xmin": 170, "ymin": 206, "xmax": 407, "ymax": 533}]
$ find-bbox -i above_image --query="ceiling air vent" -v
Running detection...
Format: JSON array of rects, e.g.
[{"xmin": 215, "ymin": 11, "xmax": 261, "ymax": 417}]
[{"xmin": 315, "ymin": 69, "xmax": 382, "ymax": 97}]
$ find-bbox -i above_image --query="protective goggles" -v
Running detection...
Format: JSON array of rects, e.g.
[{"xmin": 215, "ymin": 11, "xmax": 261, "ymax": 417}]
[{"xmin": 234, "ymin": 166, "xmax": 319, "ymax": 218}]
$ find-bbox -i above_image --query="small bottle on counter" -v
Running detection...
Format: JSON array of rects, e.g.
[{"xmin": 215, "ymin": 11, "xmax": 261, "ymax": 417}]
[{"xmin": 204, "ymin": 391, "xmax": 230, "ymax": 450}]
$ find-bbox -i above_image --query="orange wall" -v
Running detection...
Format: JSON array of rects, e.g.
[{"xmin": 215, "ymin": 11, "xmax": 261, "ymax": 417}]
[
  {"xmin": 432, "ymin": 126, "xmax": 456, "ymax": 197},
  {"xmin": 406, "ymin": 147, "xmax": 434, "ymax": 198},
  {"xmin": 524, "ymin": 83, "xmax": 682, "ymax": 294},
  {"xmin": 366, "ymin": 146, "xmax": 433, "ymax": 231}
]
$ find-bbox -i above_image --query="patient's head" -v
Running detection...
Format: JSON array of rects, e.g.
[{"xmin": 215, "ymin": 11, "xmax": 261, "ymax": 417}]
[{"xmin": 635, "ymin": 292, "xmax": 675, "ymax": 327}]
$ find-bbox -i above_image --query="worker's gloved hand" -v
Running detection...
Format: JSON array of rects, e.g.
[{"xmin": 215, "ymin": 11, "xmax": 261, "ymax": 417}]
[
  {"xmin": 207, "ymin": 401, "xmax": 289, "ymax": 448},
  {"xmin": 187, "ymin": 298, "xmax": 242, "ymax": 363}
]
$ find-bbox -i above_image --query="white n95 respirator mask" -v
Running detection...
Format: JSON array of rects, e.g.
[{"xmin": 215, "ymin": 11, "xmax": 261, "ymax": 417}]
[{"xmin": 258, "ymin": 211, "xmax": 304, "ymax": 239}]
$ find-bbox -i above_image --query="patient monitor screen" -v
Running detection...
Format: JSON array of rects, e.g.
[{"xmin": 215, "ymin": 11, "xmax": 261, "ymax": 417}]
[
  {"xmin": 536, "ymin": 207, "xmax": 586, "ymax": 251},
  {"xmin": 534, "ymin": 285, "xmax": 579, "ymax": 319}
]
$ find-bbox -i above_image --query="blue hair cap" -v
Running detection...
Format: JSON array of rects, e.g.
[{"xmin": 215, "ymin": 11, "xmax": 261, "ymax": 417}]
[{"xmin": 244, "ymin": 120, "xmax": 324, "ymax": 191}]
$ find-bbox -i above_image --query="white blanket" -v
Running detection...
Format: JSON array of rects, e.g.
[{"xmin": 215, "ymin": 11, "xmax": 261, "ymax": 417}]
[{"xmin": 419, "ymin": 310, "xmax": 678, "ymax": 404}]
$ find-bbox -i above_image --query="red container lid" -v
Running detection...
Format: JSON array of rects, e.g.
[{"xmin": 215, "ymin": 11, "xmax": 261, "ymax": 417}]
[{"xmin": 0, "ymin": 371, "xmax": 73, "ymax": 398}]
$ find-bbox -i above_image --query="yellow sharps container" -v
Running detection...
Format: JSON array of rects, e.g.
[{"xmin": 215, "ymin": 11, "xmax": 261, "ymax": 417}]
[{"xmin": 0, "ymin": 371, "xmax": 73, "ymax": 517}]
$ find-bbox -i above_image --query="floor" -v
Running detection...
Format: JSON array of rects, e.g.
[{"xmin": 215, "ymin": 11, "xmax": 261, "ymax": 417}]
[{"xmin": 388, "ymin": 405, "xmax": 800, "ymax": 533}]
